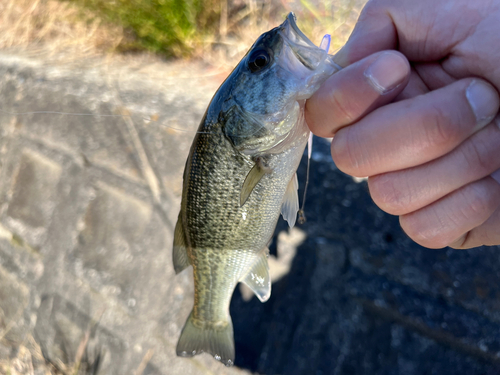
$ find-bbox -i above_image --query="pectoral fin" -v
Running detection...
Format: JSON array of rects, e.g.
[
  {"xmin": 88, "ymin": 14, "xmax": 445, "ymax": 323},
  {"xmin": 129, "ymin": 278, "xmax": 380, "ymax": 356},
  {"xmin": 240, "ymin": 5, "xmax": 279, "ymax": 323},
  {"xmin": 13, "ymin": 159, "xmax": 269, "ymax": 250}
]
[
  {"xmin": 172, "ymin": 214, "xmax": 190, "ymax": 274},
  {"xmin": 240, "ymin": 157, "xmax": 272, "ymax": 206},
  {"xmin": 281, "ymin": 173, "xmax": 299, "ymax": 228},
  {"xmin": 241, "ymin": 249, "xmax": 271, "ymax": 302}
]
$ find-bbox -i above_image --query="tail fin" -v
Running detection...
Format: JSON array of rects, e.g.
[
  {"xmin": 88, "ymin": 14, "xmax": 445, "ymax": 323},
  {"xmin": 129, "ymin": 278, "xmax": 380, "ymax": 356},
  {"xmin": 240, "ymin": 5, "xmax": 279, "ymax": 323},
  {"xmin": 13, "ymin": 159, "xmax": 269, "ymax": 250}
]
[{"xmin": 176, "ymin": 311, "xmax": 235, "ymax": 366}]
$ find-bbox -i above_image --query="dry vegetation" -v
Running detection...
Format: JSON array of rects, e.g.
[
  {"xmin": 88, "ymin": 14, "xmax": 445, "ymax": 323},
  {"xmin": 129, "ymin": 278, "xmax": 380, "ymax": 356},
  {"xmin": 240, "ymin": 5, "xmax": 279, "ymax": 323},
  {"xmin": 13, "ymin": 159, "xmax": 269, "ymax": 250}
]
[
  {"xmin": 0, "ymin": 336, "xmax": 98, "ymax": 375},
  {"xmin": 198, "ymin": 0, "xmax": 363, "ymax": 70},
  {"xmin": 0, "ymin": 0, "xmax": 124, "ymax": 59},
  {"xmin": 0, "ymin": 315, "xmax": 102, "ymax": 375},
  {"xmin": 0, "ymin": 336, "xmax": 61, "ymax": 375},
  {"xmin": 0, "ymin": 0, "xmax": 362, "ymax": 66}
]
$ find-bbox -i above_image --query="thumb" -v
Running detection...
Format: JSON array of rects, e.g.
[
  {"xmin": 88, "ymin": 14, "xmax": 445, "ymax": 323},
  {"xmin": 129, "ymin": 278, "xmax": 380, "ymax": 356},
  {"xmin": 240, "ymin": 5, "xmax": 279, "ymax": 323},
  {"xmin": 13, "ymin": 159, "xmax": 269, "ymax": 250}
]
[{"xmin": 334, "ymin": 3, "xmax": 397, "ymax": 67}]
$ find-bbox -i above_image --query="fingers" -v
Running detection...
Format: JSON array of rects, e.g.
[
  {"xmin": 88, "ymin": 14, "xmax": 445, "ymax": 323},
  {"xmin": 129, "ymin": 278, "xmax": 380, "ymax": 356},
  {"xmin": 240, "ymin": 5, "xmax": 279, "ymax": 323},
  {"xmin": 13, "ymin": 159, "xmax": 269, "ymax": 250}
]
[
  {"xmin": 368, "ymin": 121, "xmax": 500, "ymax": 215},
  {"xmin": 453, "ymin": 203, "xmax": 500, "ymax": 248},
  {"xmin": 399, "ymin": 177, "xmax": 500, "ymax": 249},
  {"xmin": 333, "ymin": 1, "xmax": 397, "ymax": 67},
  {"xmin": 333, "ymin": 0, "xmax": 478, "ymax": 67},
  {"xmin": 305, "ymin": 51, "xmax": 410, "ymax": 138},
  {"xmin": 314, "ymin": 0, "xmax": 500, "ymax": 248},
  {"xmin": 492, "ymin": 169, "xmax": 500, "ymax": 185},
  {"xmin": 331, "ymin": 79, "xmax": 500, "ymax": 177}
]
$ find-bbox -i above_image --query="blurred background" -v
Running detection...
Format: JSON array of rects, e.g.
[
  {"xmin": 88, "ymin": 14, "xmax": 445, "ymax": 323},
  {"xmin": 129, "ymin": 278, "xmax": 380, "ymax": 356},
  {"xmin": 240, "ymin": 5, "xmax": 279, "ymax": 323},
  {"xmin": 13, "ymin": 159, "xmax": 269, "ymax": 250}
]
[
  {"xmin": 1, "ymin": 0, "xmax": 500, "ymax": 374},
  {"xmin": 0, "ymin": 0, "xmax": 361, "ymax": 66}
]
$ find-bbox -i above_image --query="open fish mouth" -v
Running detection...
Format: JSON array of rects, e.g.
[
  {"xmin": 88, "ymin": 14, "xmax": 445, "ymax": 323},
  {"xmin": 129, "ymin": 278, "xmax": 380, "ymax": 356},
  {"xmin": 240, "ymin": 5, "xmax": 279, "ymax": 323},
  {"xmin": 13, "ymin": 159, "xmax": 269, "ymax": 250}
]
[
  {"xmin": 282, "ymin": 12, "xmax": 317, "ymax": 49},
  {"xmin": 279, "ymin": 12, "xmax": 329, "ymax": 72}
]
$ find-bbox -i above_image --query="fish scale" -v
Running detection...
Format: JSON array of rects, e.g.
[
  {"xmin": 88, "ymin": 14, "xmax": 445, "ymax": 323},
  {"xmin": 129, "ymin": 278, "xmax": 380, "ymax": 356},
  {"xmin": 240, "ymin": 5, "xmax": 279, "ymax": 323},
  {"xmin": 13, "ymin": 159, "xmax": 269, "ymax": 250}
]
[
  {"xmin": 185, "ymin": 128, "xmax": 283, "ymax": 251},
  {"xmin": 172, "ymin": 12, "xmax": 339, "ymax": 366}
]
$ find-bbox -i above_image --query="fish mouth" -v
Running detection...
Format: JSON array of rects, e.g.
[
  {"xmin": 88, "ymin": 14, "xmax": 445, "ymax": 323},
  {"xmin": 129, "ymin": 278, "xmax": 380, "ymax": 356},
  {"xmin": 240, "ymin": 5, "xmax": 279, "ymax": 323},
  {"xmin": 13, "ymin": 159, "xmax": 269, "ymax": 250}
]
[
  {"xmin": 279, "ymin": 12, "xmax": 327, "ymax": 71},
  {"xmin": 282, "ymin": 12, "xmax": 317, "ymax": 49}
]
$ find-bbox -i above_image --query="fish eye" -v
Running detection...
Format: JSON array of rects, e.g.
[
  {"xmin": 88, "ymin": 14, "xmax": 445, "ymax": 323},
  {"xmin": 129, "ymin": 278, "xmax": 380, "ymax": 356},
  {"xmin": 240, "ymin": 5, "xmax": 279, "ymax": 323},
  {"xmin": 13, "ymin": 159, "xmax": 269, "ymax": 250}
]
[{"xmin": 248, "ymin": 49, "xmax": 271, "ymax": 72}]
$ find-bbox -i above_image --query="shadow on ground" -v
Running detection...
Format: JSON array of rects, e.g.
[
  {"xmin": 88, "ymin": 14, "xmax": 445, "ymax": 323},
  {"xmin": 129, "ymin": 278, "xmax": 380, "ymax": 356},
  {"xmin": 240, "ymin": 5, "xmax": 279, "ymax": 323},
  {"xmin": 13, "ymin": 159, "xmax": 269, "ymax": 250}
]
[{"xmin": 230, "ymin": 137, "xmax": 500, "ymax": 375}]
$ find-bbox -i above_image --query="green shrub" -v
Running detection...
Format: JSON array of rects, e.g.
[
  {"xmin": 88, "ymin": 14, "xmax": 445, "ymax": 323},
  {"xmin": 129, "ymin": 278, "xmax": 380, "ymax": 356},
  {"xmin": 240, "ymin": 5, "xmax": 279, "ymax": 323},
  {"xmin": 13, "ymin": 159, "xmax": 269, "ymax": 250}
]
[
  {"xmin": 68, "ymin": 0, "xmax": 220, "ymax": 57},
  {"xmin": 66, "ymin": 0, "xmax": 362, "ymax": 59}
]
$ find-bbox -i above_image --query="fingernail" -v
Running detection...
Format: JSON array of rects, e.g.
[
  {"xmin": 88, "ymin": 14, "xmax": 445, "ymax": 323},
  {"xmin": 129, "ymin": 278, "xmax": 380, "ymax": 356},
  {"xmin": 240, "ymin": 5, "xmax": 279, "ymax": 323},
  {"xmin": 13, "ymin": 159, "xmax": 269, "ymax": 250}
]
[
  {"xmin": 492, "ymin": 169, "xmax": 500, "ymax": 185},
  {"xmin": 364, "ymin": 52, "xmax": 408, "ymax": 94},
  {"xmin": 466, "ymin": 80, "xmax": 500, "ymax": 129}
]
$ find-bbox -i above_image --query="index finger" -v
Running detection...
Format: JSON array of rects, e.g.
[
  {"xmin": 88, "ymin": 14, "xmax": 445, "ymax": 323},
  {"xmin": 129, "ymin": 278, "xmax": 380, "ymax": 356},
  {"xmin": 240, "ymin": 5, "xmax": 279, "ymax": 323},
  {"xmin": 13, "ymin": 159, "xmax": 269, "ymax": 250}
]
[
  {"xmin": 334, "ymin": 0, "xmax": 473, "ymax": 67},
  {"xmin": 334, "ymin": 2, "xmax": 397, "ymax": 67},
  {"xmin": 305, "ymin": 51, "xmax": 410, "ymax": 137}
]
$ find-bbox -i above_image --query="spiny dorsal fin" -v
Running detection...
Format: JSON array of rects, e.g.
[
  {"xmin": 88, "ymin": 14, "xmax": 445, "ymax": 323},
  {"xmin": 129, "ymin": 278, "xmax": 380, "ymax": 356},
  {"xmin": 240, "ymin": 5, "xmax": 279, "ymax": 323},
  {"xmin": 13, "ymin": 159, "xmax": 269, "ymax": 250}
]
[
  {"xmin": 281, "ymin": 173, "xmax": 299, "ymax": 228},
  {"xmin": 172, "ymin": 214, "xmax": 190, "ymax": 274},
  {"xmin": 240, "ymin": 157, "xmax": 272, "ymax": 206},
  {"xmin": 240, "ymin": 248, "xmax": 271, "ymax": 302}
]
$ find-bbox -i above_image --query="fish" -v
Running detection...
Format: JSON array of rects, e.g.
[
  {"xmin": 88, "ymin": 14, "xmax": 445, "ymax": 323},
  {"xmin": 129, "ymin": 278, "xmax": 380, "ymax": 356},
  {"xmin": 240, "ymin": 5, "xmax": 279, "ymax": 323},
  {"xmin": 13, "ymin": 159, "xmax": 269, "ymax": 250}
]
[{"xmin": 172, "ymin": 12, "xmax": 339, "ymax": 366}]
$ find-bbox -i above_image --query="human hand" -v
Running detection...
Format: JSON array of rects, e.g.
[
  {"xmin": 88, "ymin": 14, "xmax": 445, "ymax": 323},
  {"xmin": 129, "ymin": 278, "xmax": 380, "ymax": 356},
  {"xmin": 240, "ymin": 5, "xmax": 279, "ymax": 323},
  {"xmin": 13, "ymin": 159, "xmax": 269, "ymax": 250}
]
[{"xmin": 305, "ymin": 0, "xmax": 500, "ymax": 249}]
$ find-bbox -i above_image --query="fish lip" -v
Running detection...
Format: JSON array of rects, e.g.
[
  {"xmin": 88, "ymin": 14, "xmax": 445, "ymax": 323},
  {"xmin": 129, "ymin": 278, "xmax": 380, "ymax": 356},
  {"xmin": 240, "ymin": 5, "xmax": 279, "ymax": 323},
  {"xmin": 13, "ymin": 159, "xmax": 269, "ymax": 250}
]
[
  {"xmin": 282, "ymin": 12, "xmax": 317, "ymax": 48},
  {"xmin": 279, "ymin": 12, "xmax": 326, "ymax": 71}
]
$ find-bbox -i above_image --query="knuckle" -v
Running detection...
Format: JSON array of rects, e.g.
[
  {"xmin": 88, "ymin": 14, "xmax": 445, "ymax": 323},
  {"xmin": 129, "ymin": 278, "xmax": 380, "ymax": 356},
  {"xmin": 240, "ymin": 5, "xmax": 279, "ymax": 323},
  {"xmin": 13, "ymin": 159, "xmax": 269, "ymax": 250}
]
[
  {"xmin": 461, "ymin": 183, "xmax": 491, "ymax": 218},
  {"xmin": 459, "ymin": 136, "xmax": 495, "ymax": 174},
  {"xmin": 420, "ymin": 103, "xmax": 459, "ymax": 148},
  {"xmin": 331, "ymin": 127, "xmax": 360, "ymax": 174},
  {"xmin": 400, "ymin": 179, "xmax": 500, "ymax": 249},
  {"xmin": 328, "ymin": 90, "xmax": 359, "ymax": 125}
]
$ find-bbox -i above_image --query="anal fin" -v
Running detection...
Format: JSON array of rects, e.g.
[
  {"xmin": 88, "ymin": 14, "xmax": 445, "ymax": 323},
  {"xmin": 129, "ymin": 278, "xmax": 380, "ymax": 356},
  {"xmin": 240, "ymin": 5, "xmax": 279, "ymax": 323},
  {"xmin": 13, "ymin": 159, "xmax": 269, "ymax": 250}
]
[
  {"xmin": 172, "ymin": 214, "xmax": 190, "ymax": 274},
  {"xmin": 281, "ymin": 173, "xmax": 299, "ymax": 228},
  {"xmin": 241, "ymin": 249, "xmax": 271, "ymax": 302}
]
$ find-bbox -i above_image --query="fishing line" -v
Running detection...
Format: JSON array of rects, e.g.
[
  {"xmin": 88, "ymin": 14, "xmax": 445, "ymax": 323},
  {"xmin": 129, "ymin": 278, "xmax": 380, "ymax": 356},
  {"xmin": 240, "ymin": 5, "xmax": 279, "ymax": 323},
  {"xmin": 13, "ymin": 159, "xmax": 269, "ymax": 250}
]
[
  {"xmin": 297, "ymin": 133, "xmax": 312, "ymax": 225},
  {"xmin": 0, "ymin": 109, "xmax": 127, "ymax": 117},
  {"xmin": 0, "ymin": 108, "xmax": 287, "ymax": 137},
  {"xmin": 0, "ymin": 108, "xmax": 218, "ymax": 135},
  {"xmin": 297, "ymin": 34, "xmax": 342, "ymax": 224}
]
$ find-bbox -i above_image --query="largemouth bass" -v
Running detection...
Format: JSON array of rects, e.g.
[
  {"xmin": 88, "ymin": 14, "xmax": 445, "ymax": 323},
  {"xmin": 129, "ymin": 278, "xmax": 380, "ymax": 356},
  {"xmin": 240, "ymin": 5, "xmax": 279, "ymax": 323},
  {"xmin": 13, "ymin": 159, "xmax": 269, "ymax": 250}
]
[{"xmin": 173, "ymin": 13, "xmax": 339, "ymax": 366}]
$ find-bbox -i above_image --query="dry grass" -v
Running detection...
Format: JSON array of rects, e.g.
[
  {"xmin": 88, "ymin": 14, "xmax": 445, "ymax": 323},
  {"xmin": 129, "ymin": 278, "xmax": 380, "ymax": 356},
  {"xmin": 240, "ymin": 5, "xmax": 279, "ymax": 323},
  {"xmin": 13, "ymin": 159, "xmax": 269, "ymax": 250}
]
[
  {"xmin": 196, "ymin": 0, "xmax": 363, "ymax": 69},
  {"xmin": 0, "ymin": 0, "xmax": 125, "ymax": 58},
  {"xmin": 0, "ymin": 0, "xmax": 363, "ymax": 66},
  {"xmin": 0, "ymin": 334, "xmax": 155, "ymax": 375},
  {"xmin": 0, "ymin": 332, "xmax": 101, "ymax": 375},
  {"xmin": 0, "ymin": 303, "xmax": 102, "ymax": 375},
  {"xmin": 0, "ymin": 336, "xmax": 60, "ymax": 375}
]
